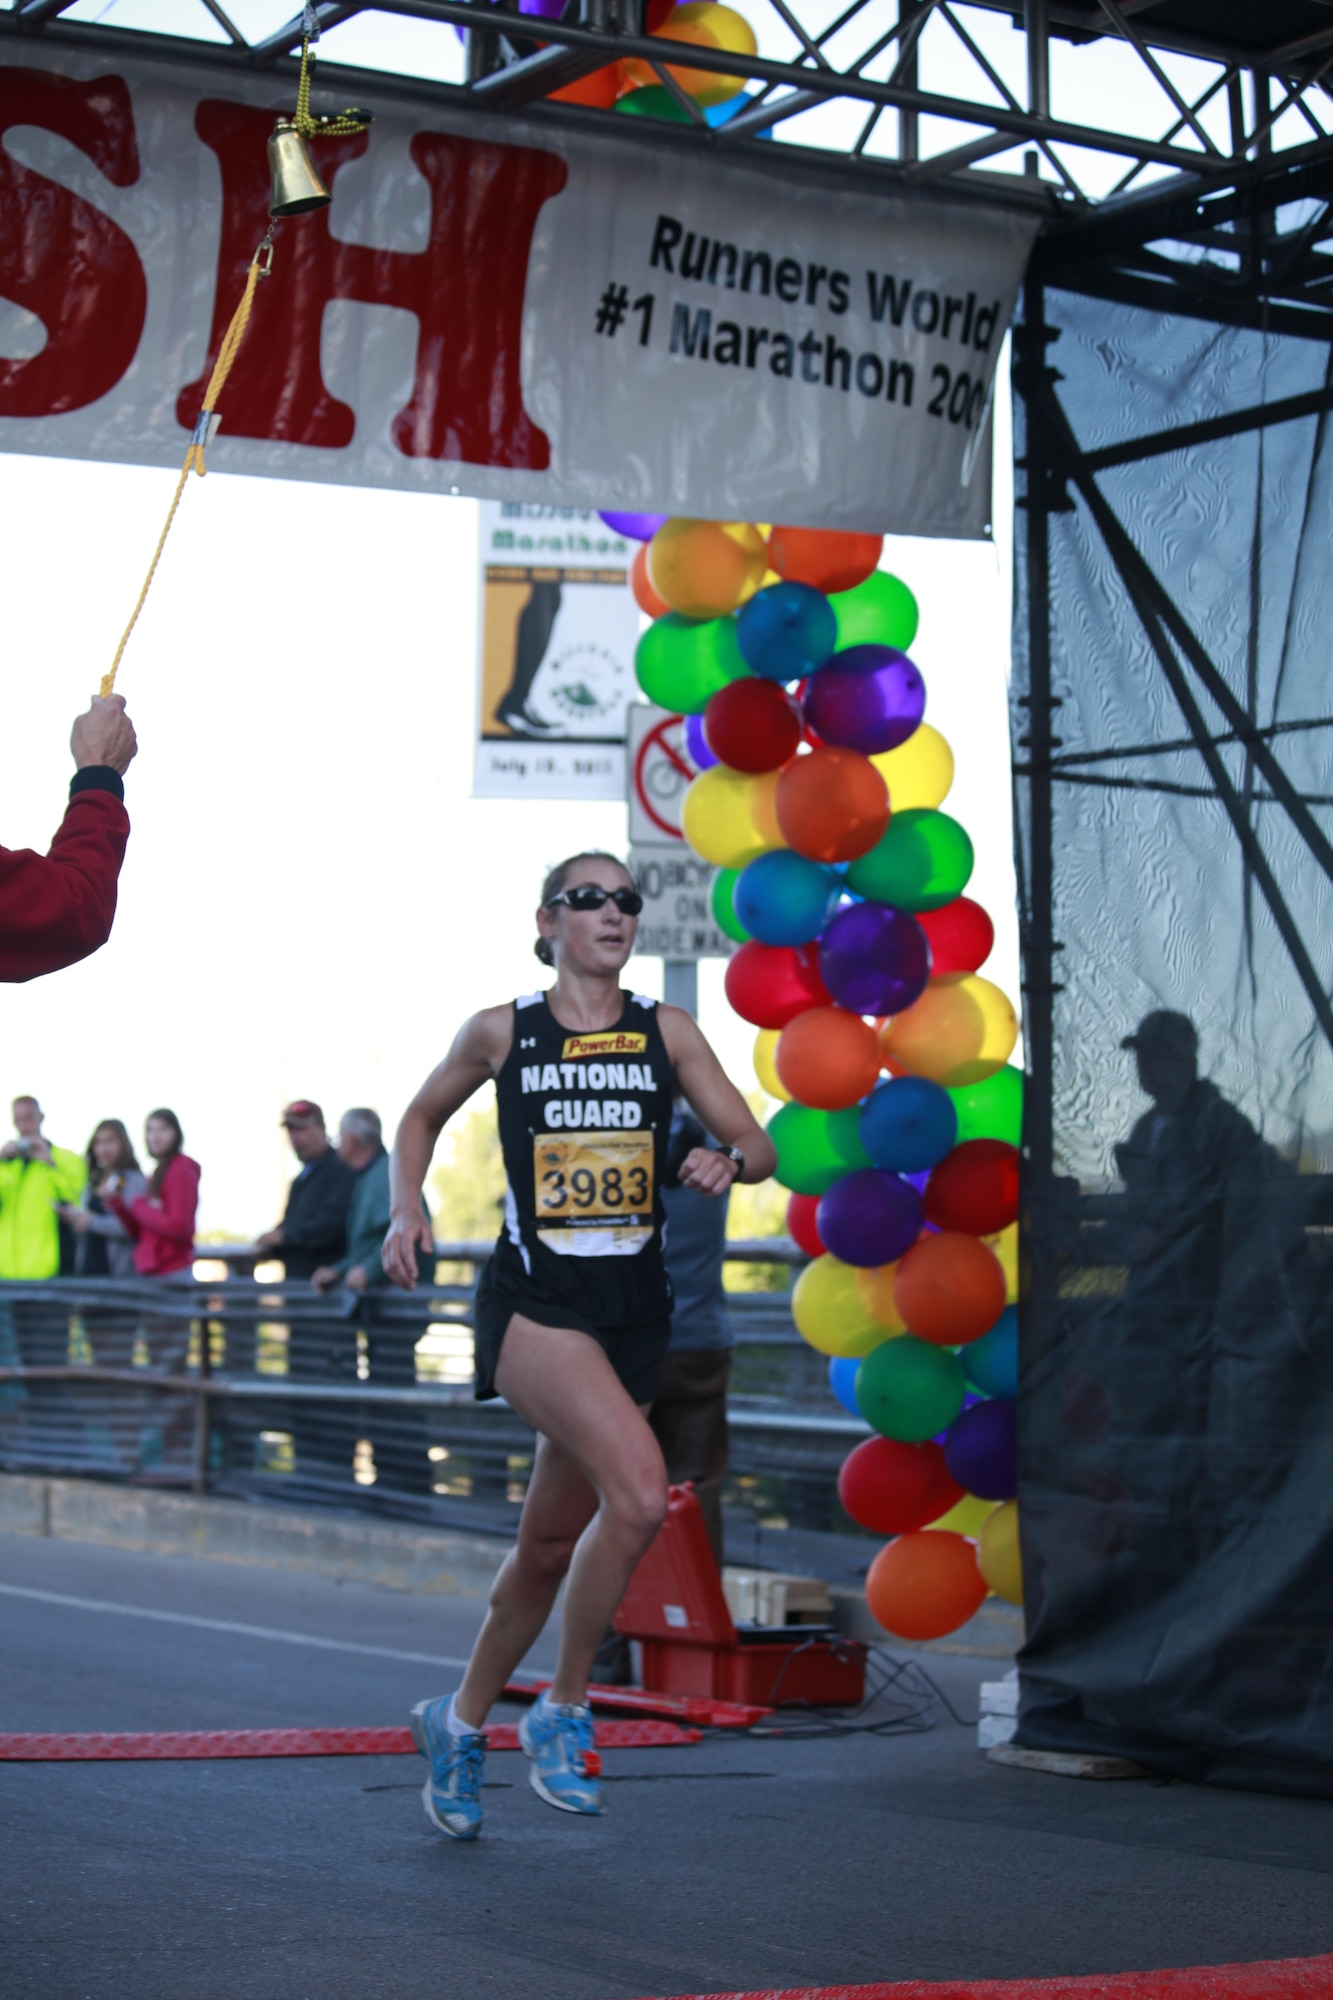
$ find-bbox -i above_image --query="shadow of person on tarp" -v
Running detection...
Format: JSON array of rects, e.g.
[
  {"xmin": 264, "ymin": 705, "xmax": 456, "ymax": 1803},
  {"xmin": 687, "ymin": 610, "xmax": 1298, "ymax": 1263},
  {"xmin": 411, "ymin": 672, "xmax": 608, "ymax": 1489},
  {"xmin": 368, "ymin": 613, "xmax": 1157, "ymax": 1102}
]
[{"xmin": 1106, "ymin": 1011, "xmax": 1309, "ymax": 1578}]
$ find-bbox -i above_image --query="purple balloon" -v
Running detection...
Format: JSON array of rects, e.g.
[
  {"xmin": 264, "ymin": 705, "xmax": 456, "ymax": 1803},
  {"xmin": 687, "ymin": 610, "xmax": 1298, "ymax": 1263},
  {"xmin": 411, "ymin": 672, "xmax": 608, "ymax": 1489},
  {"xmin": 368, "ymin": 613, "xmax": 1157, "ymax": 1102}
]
[
  {"xmin": 819, "ymin": 901, "xmax": 930, "ymax": 1016},
  {"xmin": 803, "ymin": 646, "xmax": 926, "ymax": 756},
  {"xmin": 685, "ymin": 712, "xmax": 718, "ymax": 772},
  {"xmin": 599, "ymin": 511, "xmax": 668, "ymax": 541},
  {"xmin": 816, "ymin": 1169, "xmax": 922, "ymax": 1269},
  {"xmin": 943, "ymin": 1397, "xmax": 1017, "ymax": 1501}
]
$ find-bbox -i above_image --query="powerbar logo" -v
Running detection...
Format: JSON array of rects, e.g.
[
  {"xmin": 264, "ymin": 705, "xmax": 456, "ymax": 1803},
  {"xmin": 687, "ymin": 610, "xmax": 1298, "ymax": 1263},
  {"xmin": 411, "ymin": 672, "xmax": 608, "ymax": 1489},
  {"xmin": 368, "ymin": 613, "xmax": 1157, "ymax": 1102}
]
[{"xmin": 561, "ymin": 1032, "xmax": 648, "ymax": 1059}]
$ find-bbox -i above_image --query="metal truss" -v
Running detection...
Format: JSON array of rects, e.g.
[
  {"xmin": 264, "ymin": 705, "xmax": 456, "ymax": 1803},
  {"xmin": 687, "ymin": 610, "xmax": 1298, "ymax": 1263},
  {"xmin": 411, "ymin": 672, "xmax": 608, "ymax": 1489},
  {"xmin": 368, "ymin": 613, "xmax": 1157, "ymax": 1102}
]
[{"xmin": 7, "ymin": 2, "xmax": 1333, "ymax": 230}]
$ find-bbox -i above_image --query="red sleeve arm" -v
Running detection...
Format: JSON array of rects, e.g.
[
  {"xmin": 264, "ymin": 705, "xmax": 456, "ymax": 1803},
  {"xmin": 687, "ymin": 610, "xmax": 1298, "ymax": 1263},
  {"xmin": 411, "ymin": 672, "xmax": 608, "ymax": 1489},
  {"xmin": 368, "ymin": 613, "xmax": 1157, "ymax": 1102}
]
[
  {"xmin": 0, "ymin": 788, "xmax": 130, "ymax": 984},
  {"xmin": 123, "ymin": 1158, "xmax": 200, "ymax": 1248}
]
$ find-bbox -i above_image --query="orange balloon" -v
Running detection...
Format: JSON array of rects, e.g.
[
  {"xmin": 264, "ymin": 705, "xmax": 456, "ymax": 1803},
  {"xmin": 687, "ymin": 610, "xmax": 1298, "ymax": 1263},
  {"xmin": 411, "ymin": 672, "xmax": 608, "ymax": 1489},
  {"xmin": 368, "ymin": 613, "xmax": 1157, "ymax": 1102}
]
[
  {"xmin": 768, "ymin": 526, "xmax": 884, "ymax": 594},
  {"xmin": 865, "ymin": 1530, "xmax": 988, "ymax": 1641},
  {"xmin": 775, "ymin": 747, "xmax": 889, "ymax": 862},
  {"xmin": 879, "ymin": 974, "xmax": 1019, "ymax": 1087},
  {"xmin": 775, "ymin": 1006, "xmax": 882, "ymax": 1111},
  {"xmin": 648, "ymin": 519, "xmax": 767, "ymax": 619},
  {"xmin": 631, "ymin": 542, "xmax": 667, "ymax": 618},
  {"xmin": 892, "ymin": 1231, "xmax": 1006, "ymax": 1346},
  {"xmin": 549, "ymin": 62, "xmax": 622, "ymax": 105}
]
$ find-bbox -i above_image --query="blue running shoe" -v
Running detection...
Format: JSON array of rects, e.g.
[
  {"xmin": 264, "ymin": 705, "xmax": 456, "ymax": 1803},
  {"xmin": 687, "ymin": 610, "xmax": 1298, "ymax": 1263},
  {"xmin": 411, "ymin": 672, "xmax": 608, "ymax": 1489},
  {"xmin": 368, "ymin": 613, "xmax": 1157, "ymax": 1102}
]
[
  {"xmin": 410, "ymin": 1696, "xmax": 485, "ymax": 1841},
  {"xmin": 518, "ymin": 1693, "xmax": 603, "ymax": 1815}
]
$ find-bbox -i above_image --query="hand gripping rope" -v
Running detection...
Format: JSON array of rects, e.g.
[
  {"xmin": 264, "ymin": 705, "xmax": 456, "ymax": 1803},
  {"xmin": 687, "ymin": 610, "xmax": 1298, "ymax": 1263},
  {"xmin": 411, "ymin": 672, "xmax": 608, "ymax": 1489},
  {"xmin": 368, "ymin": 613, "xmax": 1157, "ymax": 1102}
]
[{"xmin": 98, "ymin": 10, "xmax": 371, "ymax": 700}]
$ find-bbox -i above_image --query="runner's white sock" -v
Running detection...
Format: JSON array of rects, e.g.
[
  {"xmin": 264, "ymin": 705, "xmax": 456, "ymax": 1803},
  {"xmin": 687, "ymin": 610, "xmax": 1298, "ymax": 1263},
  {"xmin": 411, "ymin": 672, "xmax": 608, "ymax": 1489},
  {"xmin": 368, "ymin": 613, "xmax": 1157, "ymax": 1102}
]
[{"xmin": 447, "ymin": 1693, "xmax": 481, "ymax": 1738}]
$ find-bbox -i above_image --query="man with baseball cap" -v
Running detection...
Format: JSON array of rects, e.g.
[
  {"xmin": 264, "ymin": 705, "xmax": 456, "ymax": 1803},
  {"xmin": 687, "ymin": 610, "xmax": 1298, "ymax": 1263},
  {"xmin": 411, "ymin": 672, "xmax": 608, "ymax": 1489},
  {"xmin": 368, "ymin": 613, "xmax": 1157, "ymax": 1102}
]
[{"xmin": 255, "ymin": 1101, "xmax": 355, "ymax": 1280}]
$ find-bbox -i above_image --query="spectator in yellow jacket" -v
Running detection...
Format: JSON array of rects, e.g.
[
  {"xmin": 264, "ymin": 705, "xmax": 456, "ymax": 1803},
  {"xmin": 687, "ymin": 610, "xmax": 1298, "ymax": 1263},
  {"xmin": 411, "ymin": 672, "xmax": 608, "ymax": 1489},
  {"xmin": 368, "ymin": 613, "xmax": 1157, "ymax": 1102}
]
[{"xmin": 0, "ymin": 1096, "xmax": 87, "ymax": 1278}]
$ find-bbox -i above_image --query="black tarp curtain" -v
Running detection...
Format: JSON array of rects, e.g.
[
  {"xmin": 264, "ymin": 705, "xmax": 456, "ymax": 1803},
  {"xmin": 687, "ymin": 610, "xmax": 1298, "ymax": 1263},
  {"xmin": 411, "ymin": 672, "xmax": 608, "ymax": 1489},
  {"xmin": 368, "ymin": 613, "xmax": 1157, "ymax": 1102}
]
[{"xmin": 1010, "ymin": 268, "xmax": 1333, "ymax": 1794}]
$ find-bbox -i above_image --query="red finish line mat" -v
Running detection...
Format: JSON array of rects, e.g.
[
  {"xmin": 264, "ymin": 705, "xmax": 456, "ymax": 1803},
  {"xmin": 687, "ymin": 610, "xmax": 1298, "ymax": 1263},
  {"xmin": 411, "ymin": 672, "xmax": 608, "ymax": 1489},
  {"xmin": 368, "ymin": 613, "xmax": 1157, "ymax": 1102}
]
[
  {"xmin": 0, "ymin": 1718, "xmax": 700, "ymax": 1761},
  {"xmin": 624, "ymin": 1958, "xmax": 1333, "ymax": 2000}
]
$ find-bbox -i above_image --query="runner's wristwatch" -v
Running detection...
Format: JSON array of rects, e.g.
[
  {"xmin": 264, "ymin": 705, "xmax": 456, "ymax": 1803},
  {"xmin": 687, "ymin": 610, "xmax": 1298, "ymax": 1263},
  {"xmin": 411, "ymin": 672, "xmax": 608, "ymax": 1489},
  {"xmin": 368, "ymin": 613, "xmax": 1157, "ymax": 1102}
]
[{"xmin": 716, "ymin": 1145, "xmax": 745, "ymax": 1174}]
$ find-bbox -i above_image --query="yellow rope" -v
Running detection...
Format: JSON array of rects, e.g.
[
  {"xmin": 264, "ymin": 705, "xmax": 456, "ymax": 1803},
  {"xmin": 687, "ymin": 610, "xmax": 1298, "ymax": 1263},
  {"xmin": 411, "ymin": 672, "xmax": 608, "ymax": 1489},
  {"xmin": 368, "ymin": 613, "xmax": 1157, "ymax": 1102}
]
[
  {"xmin": 97, "ymin": 19, "xmax": 370, "ymax": 699},
  {"xmin": 100, "ymin": 238, "xmax": 272, "ymax": 699}
]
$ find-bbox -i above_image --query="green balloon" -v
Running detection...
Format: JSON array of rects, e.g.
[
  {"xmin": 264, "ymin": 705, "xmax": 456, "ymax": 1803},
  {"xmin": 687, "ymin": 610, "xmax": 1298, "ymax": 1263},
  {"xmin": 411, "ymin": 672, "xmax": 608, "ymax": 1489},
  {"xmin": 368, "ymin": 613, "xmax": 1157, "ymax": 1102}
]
[
  {"xmin": 829, "ymin": 571, "xmax": 919, "ymax": 653},
  {"xmin": 615, "ymin": 85, "xmax": 693, "ymax": 123},
  {"xmin": 948, "ymin": 1065, "xmax": 1023, "ymax": 1146},
  {"xmin": 635, "ymin": 614, "xmax": 750, "ymax": 715},
  {"xmin": 767, "ymin": 1103, "xmax": 871, "ymax": 1196},
  {"xmin": 845, "ymin": 809, "xmax": 974, "ymax": 912},
  {"xmin": 711, "ymin": 867, "xmax": 751, "ymax": 944},
  {"xmin": 855, "ymin": 1337, "xmax": 965, "ymax": 1443}
]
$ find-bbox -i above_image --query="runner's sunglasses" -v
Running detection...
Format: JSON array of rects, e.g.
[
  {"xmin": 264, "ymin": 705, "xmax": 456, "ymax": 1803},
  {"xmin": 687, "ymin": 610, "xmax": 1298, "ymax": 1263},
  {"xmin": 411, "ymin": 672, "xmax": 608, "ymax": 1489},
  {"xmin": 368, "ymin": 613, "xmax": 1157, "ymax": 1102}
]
[{"xmin": 545, "ymin": 885, "xmax": 643, "ymax": 916}]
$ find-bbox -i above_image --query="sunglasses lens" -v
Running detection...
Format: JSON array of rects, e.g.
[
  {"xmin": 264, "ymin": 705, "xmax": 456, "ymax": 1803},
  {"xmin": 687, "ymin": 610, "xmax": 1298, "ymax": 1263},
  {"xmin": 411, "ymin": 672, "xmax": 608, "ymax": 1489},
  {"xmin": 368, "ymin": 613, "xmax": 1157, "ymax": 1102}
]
[{"xmin": 560, "ymin": 885, "xmax": 642, "ymax": 915}]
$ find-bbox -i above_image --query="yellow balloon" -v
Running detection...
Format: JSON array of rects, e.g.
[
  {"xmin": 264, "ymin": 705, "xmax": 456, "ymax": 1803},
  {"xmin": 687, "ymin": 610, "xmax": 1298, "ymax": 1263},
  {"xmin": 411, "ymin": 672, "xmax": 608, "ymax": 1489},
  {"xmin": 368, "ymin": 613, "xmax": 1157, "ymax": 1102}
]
[
  {"xmin": 880, "ymin": 974, "xmax": 1019, "ymax": 1087},
  {"xmin": 753, "ymin": 1028, "xmax": 791, "ymax": 1103},
  {"xmin": 792, "ymin": 1254, "xmax": 889, "ymax": 1358},
  {"xmin": 681, "ymin": 765, "xmax": 783, "ymax": 869},
  {"xmin": 623, "ymin": 1, "xmax": 759, "ymax": 104},
  {"xmin": 871, "ymin": 724, "xmax": 955, "ymax": 812},
  {"xmin": 925, "ymin": 1492, "xmax": 996, "ymax": 1539},
  {"xmin": 978, "ymin": 1497, "xmax": 1023, "ymax": 1604},
  {"xmin": 854, "ymin": 1262, "xmax": 908, "ymax": 1334},
  {"xmin": 647, "ymin": 518, "xmax": 767, "ymax": 618},
  {"xmin": 984, "ymin": 1222, "xmax": 1020, "ymax": 1304}
]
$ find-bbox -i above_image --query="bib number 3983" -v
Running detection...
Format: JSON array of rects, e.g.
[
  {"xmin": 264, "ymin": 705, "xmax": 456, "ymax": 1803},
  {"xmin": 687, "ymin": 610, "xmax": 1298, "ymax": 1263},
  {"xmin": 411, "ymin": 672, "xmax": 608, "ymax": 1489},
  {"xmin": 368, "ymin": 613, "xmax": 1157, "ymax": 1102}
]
[{"xmin": 533, "ymin": 1131, "xmax": 654, "ymax": 1256}]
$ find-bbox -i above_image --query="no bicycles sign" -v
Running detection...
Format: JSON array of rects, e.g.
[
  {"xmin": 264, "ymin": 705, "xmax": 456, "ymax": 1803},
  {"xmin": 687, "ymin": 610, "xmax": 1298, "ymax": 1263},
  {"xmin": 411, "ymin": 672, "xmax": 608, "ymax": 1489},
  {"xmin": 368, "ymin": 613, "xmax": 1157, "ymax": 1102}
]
[{"xmin": 628, "ymin": 706, "xmax": 699, "ymax": 844}]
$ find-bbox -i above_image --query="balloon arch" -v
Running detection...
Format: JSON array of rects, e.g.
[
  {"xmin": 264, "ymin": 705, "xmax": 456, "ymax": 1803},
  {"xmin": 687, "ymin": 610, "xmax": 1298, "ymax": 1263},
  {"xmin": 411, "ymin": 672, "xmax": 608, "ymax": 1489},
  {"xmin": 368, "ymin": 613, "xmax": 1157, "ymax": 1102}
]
[{"xmin": 608, "ymin": 507, "xmax": 1024, "ymax": 1643}]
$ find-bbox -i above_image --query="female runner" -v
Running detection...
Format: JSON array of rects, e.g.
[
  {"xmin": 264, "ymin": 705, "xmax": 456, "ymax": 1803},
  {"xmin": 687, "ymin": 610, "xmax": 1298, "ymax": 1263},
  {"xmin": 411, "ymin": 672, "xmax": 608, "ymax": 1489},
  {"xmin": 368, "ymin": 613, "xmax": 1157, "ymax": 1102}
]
[{"xmin": 382, "ymin": 850, "xmax": 776, "ymax": 1839}]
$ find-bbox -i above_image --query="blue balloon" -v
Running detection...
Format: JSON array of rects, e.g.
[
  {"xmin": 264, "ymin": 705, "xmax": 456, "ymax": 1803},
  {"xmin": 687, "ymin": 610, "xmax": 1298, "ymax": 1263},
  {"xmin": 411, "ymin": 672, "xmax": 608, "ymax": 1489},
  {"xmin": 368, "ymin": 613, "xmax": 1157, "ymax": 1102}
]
[
  {"xmin": 736, "ymin": 582, "xmax": 838, "ymax": 684},
  {"xmin": 828, "ymin": 1354, "xmax": 861, "ymax": 1417},
  {"xmin": 734, "ymin": 850, "xmax": 839, "ymax": 946},
  {"xmin": 962, "ymin": 1306, "xmax": 1018, "ymax": 1400},
  {"xmin": 859, "ymin": 1076, "xmax": 958, "ymax": 1173},
  {"xmin": 598, "ymin": 510, "xmax": 667, "ymax": 540}
]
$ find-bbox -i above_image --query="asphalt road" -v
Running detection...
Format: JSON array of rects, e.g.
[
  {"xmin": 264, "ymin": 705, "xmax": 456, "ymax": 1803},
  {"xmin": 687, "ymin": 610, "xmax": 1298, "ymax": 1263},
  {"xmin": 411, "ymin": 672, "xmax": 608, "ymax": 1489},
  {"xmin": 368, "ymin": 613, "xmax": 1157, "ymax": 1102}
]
[{"xmin": 2, "ymin": 1531, "xmax": 1332, "ymax": 1999}]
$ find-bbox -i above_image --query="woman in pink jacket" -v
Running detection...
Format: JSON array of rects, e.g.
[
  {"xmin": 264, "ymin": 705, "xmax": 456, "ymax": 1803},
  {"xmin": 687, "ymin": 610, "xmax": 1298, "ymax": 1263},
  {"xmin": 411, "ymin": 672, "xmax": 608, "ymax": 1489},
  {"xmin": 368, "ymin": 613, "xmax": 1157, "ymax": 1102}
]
[{"xmin": 107, "ymin": 1109, "xmax": 200, "ymax": 1278}]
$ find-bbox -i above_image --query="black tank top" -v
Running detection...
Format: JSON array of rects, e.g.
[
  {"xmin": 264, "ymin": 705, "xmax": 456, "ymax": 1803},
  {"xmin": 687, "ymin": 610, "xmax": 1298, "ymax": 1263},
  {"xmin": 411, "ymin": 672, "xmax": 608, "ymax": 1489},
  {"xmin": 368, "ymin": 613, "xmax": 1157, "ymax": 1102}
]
[{"xmin": 490, "ymin": 989, "xmax": 675, "ymax": 1325}]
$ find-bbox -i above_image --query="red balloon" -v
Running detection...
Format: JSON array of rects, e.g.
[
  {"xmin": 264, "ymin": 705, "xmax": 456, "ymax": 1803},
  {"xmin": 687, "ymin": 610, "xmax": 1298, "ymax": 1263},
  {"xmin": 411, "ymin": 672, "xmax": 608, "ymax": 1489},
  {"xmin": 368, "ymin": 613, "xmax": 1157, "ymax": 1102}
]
[
  {"xmin": 724, "ymin": 941, "xmax": 832, "ymax": 1029},
  {"xmin": 918, "ymin": 898, "xmax": 995, "ymax": 975},
  {"xmin": 924, "ymin": 1139, "xmax": 1020, "ymax": 1236},
  {"xmin": 775, "ymin": 747, "xmax": 889, "ymax": 862},
  {"xmin": 866, "ymin": 1531, "xmax": 988, "ymax": 1641},
  {"xmin": 838, "ymin": 1436, "xmax": 963, "ymax": 1535},
  {"xmin": 704, "ymin": 679, "xmax": 802, "ymax": 773},
  {"xmin": 769, "ymin": 526, "xmax": 883, "ymax": 594},
  {"xmin": 787, "ymin": 1192, "xmax": 826, "ymax": 1258},
  {"xmin": 893, "ymin": 1231, "xmax": 1006, "ymax": 1345}
]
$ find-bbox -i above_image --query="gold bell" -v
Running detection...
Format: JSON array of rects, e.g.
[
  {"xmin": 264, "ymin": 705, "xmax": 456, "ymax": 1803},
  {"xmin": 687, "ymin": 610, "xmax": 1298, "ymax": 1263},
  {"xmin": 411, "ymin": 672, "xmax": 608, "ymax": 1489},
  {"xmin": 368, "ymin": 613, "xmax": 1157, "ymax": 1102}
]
[{"xmin": 267, "ymin": 119, "xmax": 331, "ymax": 218}]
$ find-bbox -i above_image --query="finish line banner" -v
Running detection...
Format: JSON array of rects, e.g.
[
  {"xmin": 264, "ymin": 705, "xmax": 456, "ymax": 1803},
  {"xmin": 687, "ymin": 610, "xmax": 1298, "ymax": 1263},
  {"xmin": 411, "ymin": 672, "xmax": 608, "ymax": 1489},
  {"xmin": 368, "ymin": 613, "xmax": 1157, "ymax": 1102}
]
[{"xmin": 0, "ymin": 43, "xmax": 1037, "ymax": 535}]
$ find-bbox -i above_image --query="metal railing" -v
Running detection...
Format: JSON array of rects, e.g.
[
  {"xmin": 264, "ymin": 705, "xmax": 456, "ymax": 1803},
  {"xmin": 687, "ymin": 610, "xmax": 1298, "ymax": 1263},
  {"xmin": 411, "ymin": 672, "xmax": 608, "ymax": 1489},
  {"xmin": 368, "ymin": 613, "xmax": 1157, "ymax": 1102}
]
[{"xmin": 0, "ymin": 1239, "xmax": 871, "ymax": 1556}]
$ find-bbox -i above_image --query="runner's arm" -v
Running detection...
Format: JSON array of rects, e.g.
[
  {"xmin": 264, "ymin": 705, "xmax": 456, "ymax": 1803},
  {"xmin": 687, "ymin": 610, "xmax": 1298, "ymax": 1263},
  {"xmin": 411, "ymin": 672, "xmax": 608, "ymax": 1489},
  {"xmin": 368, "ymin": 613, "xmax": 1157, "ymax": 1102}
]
[
  {"xmin": 383, "ymin": 1008, "xmax": 510, "ymax": 1288},
  {"xmin": 659, "ymin": 1006, "xmax": 777, "ymax": 1195}
]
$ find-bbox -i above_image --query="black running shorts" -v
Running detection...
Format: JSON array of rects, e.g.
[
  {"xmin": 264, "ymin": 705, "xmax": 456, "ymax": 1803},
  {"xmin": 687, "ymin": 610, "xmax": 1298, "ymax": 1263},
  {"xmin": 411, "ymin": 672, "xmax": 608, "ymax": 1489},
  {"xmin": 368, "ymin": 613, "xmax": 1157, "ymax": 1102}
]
[{"xmin": 472, "ymin": 1259, "xmax": 672, "ymax": 1407}]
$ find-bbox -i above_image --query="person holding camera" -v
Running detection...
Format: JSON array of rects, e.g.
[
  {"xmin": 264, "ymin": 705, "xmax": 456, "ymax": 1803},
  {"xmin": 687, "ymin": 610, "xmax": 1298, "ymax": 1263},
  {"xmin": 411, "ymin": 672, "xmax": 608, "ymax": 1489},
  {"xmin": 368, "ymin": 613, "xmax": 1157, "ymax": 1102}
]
[{"xmin": 0, "ymin": 1096, "xmax": 87, "ymax": 1279}]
